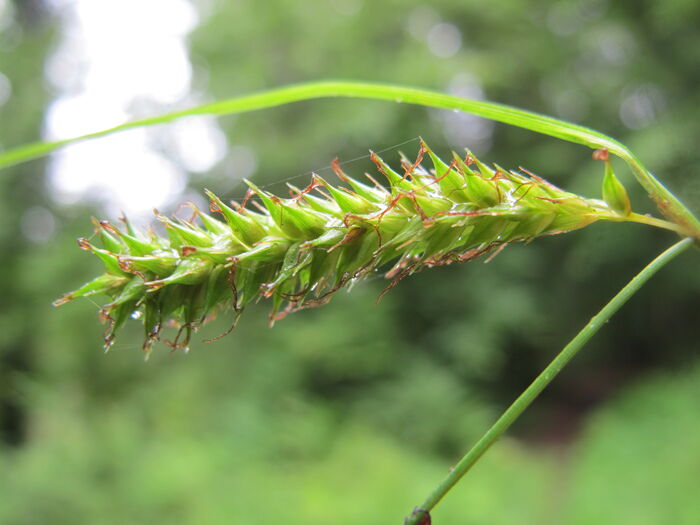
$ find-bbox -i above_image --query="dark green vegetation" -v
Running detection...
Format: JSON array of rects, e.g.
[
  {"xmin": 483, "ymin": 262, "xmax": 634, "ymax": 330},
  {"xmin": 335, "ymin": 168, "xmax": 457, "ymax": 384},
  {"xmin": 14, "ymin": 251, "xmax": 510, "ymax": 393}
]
[{"xmin": 1, "ymin": 1, "xmax": 699, "ymax": 523}]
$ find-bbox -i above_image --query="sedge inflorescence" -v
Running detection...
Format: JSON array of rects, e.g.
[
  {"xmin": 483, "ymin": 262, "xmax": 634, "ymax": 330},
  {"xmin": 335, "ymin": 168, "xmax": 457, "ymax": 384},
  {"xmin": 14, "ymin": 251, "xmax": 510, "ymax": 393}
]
[{"xmin": 54, "ymin": 142, "xmax": 630, "ymax": 355}]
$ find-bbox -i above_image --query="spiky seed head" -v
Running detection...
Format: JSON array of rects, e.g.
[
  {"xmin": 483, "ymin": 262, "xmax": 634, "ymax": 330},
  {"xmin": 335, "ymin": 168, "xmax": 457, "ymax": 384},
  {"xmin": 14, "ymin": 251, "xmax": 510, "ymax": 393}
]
[{"xmin": 55, "ymin": 143, "xmax": 633, "ymax": 355}]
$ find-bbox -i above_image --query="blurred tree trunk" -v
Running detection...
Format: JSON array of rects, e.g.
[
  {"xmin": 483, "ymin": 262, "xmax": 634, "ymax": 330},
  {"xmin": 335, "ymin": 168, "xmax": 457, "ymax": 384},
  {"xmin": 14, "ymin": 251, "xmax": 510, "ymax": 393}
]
[{"xmin": 0, "ymin": 0, "xmax": 53, "ymax": 445}]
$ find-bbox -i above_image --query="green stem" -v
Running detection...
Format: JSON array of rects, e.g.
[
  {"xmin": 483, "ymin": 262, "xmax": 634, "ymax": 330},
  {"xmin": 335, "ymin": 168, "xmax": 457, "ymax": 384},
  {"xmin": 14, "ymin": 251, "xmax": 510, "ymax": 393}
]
[
  {"xmin": 621, "ymin": 213, "xmax": 688, "ymax": 235},
  {"xmin": 2, "ymin": 81, "xmax": 699, "ymax": 238},
  {"xmin": 614, "ymin": 149, "xmax": 700, "ymax": 240},
  {"xmin": 404, "ymin": 237, "xmax": 694, "ymax": 525}
]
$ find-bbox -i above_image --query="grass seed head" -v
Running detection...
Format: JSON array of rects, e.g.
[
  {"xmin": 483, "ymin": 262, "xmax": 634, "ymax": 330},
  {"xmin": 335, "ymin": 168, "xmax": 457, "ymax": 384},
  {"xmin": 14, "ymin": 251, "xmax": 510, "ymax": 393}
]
[{"xmin": 55, "ymin": 143, "xmax": 633, "ymax": 355}]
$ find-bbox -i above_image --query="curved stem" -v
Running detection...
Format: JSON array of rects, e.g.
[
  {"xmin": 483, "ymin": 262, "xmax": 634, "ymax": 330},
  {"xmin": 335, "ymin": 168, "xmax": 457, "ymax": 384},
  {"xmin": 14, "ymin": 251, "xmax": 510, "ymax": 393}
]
[
  {"xmin": 613, "ymin": 149, "xmax": 700, "ymax": 241},
  {"xmin": 2, "ymin": 81, "xmax": 699, "ymax": 237},
  {"xmin": 404, "ymin": 237, "xmax": 694, "ymax": 525}
]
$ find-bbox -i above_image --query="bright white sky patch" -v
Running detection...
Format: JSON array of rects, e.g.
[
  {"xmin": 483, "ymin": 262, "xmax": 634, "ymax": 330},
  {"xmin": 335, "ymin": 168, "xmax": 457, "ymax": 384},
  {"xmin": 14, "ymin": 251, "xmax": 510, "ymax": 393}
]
[
  {"xmin": 49, "ymin": 132, "xmax": 187, "ymax": 217},
  {"xmin": 167, "ymin": 116, "xmax": 228, "ymax": 174},
  {"xmin": 44, "ymin": 0, "xmax": 226, "ymax": 219}
]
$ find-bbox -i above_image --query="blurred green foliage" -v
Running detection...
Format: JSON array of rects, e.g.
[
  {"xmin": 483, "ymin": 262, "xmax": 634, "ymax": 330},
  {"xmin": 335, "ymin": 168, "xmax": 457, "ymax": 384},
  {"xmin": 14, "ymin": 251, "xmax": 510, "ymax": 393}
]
[
  {"xmin": 0, "ymin": 0, "xmax": 699, "ymax": 523},
  {"xmin": 563, "ymin": 361, "xmax": 700, "ymax": 525}
]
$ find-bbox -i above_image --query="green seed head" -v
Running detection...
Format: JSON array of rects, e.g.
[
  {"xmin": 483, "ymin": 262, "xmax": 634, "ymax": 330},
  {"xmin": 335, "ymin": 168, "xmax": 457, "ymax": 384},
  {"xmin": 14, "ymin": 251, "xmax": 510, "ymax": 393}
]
[{"xmin": 54, "ymin": 143, "xmax": 631, "ymax": 355}]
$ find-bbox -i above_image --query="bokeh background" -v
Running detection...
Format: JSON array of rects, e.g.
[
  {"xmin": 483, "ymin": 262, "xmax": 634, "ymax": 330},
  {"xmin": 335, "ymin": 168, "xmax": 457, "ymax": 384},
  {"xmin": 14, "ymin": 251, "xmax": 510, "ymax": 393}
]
[{"xmin": 1, "ymin": 1, "xmax": 699, "ymax": 523}]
